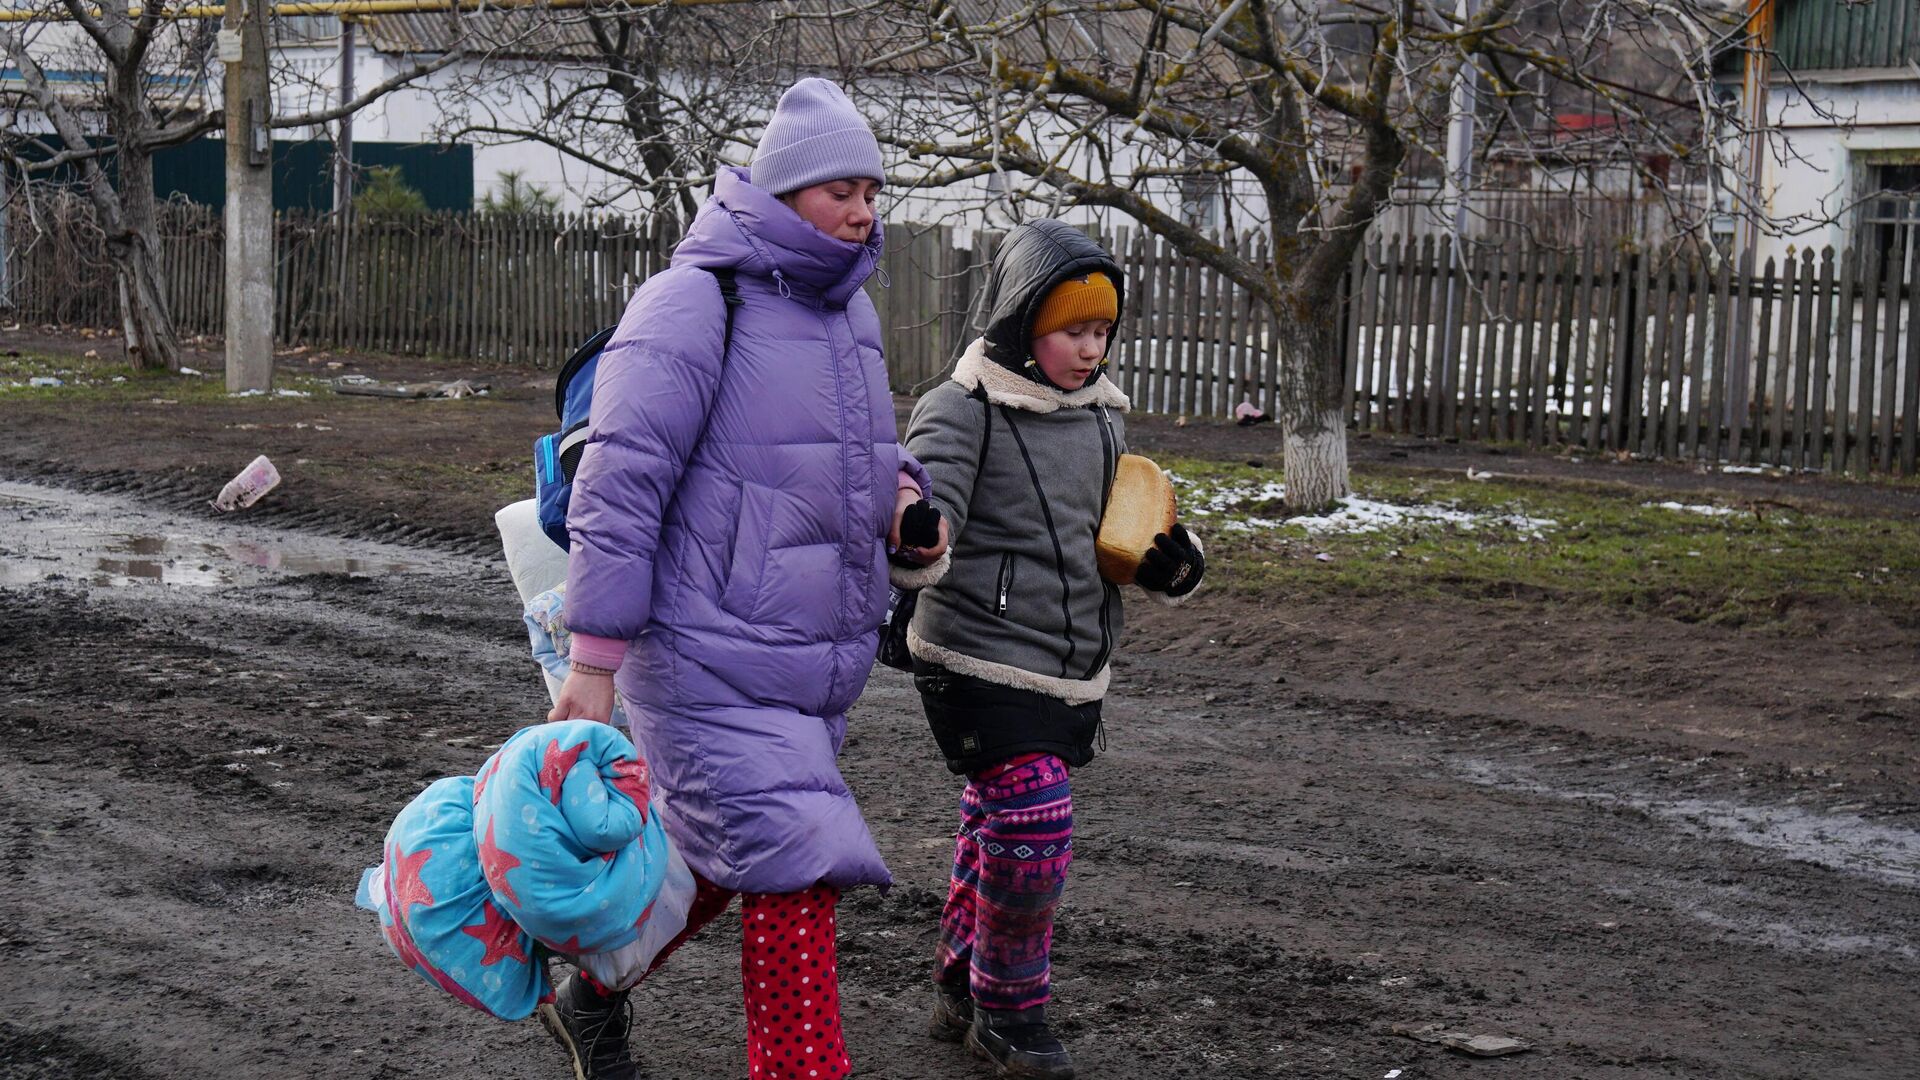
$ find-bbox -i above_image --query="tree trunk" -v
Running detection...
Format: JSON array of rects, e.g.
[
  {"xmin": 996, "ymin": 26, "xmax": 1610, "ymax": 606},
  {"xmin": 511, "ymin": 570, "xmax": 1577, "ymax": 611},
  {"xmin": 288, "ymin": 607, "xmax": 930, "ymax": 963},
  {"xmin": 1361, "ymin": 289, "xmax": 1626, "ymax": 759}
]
[
  {"xmin": 107, "ymin": 146, "xmax": 182, "ymax": 372},
  {"xmin": 1273, "ymin": 292, "xmax": 1351, "ymax": 511}
]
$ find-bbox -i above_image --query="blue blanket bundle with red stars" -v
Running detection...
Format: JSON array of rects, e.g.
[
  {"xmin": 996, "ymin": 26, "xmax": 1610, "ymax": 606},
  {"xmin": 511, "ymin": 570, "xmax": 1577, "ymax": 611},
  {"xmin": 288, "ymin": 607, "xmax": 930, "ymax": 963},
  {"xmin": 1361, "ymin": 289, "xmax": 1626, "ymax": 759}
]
[{"xmin": 355, "ymin": 719, "xmax": 691, "ymax": 1020}]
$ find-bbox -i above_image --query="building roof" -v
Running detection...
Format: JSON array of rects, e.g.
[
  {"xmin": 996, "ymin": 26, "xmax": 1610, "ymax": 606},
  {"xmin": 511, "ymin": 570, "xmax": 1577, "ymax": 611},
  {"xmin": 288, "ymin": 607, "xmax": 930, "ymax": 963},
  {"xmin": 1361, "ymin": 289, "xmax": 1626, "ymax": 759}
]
[{"xmin": 354, "ymin": 0, "xmax": 1171, "ymax": 74}]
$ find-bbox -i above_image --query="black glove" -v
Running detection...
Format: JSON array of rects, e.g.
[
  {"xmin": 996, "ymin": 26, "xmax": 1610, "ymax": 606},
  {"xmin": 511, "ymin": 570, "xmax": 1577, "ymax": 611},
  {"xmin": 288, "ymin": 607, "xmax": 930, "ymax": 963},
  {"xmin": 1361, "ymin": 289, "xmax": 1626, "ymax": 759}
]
[
  {"xmin": 1134, "ymin": 523, "xmax": 1204, "ymax": 597},
  {"xmin": 899, "ymin": 499, "xmax": 942, "ymax": 549}
]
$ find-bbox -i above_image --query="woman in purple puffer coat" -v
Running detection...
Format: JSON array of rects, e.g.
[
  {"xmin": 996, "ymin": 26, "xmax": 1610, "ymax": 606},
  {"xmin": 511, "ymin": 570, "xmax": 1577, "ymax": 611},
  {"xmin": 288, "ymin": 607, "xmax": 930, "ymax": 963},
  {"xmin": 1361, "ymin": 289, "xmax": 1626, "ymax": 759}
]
[{"xmin": 540, "ymin": 79, "xmax": 948, "ymax": 1080}]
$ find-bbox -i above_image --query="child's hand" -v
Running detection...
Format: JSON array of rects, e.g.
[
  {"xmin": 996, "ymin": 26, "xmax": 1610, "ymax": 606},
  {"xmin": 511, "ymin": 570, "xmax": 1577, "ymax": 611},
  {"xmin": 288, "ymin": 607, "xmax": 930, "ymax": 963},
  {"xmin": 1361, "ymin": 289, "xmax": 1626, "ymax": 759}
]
[
  {"xmin": 1134, "ymin": 523, "xmax": 1204, "ymax": 597},
  {"xmin": 549, "ymin": 667, "xmax": 617, "ymax": 725},
  {"xmin": 890, "ymin": 490, "xmax": 949, "ymax": 564}
]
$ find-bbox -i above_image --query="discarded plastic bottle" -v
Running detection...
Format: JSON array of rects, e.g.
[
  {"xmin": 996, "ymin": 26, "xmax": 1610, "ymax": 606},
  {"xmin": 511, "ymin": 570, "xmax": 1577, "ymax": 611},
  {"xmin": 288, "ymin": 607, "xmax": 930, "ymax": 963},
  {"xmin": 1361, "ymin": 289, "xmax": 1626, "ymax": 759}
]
[{"xmin": 212, "ymin": 455, "xmax": 281, "ymax": 512}]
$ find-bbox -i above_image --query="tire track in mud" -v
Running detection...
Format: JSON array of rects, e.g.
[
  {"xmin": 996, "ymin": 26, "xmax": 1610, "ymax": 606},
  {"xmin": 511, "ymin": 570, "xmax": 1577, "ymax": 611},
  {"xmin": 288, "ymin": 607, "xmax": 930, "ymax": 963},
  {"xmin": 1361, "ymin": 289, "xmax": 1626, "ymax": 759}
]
[
  {"xmin": 0, "ymin": 461, "xmax": 501, "ymax": 556},
  {"xmin": 3, "ymin": 481, "xmax": 1918, "ymax": 1078}
]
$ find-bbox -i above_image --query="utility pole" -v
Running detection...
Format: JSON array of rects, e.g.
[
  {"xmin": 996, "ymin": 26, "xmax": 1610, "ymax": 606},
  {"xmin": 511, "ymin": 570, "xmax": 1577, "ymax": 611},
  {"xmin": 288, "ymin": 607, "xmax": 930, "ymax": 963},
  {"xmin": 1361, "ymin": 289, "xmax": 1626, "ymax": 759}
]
[
  {"xmin": 0, "ymin": 160, "xmax": 11, "ymax": 312},
  {"xmin": 335, "ymin": 17, "xmax": 355, "ymax": 216},
  {"xmin": 1440, "ymin": 0, "xmax": 1478, "ymax": 253},
  {"xmin": 1438, "ymin": 0, "xmax": 1479, "ymax": 405},
  {"xmin": 1729, "ymin": 0, "xmax": 1774, "ymax": 429},
  {"xmin": 334, "ymin": 16, "xmax": 355, "ymax": 307},
  {"xmin": 1737, "ymin": 0, "xmax": 1773, "ymax": 262},
  {"xmin": 222, "ymin": 0, "xmax": 274, "ymax": 392}
]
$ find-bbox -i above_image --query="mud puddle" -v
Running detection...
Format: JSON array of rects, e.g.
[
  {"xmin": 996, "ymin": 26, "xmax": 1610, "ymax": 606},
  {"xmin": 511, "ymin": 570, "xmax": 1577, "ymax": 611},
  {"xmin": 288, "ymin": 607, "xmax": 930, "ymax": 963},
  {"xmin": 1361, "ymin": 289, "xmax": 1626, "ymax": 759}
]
[
  {"xmin": 0, "ymin": 481, "xmax": 429, "ymax": 589},
  {"xmin": 1451, "ymin": 755, "xmax": 1920, "ymax": 889}
]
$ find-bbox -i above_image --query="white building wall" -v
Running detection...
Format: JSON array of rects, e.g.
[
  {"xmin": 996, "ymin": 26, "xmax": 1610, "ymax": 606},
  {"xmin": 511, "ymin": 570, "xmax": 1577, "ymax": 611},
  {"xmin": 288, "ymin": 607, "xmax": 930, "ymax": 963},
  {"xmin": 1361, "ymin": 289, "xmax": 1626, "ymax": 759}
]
[
  {"xmin": 312, "ymin": 45, "xmax": 1265, "ymax": 231},
  {"xmin": 1758, "ymin": 74, "xmax": 1920, "ymax": 266}
]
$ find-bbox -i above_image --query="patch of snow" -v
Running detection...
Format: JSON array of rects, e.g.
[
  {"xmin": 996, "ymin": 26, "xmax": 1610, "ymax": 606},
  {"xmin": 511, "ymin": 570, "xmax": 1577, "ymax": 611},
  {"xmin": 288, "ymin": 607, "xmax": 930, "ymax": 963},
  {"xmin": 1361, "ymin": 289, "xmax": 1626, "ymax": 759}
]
[
  {"xmin": 28, "ymin": 376, "xmax": 63, "ymax": 387},
  {"xmin": 274, "ymin": 388, "xmax": 312, "ymax": 398},
  {"xmin": 1171, "ymin": 473, "xmax": 1555, "ymax": 536},
  {"xmin": 1650, "ymin": 501, "xmax": 1738, "ymax": 517},
  {"xmin": 1283, "ymin": 496, "xmax": 1553, "ymax": 536}
]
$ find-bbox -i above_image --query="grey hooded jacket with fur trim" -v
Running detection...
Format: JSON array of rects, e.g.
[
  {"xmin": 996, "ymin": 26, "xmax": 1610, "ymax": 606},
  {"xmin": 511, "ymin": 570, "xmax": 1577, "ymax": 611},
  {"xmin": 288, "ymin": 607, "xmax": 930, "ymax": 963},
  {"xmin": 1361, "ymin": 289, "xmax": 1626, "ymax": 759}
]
[
  {"xmin": 905, "ymin": 340, "xmax": 1131, "ymax": 704},
  {"xmin": 905, "ymin": 220, "xmax": 1199, "ymax": 705}
]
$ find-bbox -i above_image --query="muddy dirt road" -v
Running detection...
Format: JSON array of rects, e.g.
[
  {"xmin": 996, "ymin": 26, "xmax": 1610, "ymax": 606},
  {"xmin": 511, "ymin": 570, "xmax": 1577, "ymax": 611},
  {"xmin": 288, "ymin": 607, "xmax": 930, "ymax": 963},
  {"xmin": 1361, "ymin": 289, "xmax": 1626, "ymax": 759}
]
[{"xmin": 2, "ymin": 475, "xmax": 1917, "ymax": 1080}]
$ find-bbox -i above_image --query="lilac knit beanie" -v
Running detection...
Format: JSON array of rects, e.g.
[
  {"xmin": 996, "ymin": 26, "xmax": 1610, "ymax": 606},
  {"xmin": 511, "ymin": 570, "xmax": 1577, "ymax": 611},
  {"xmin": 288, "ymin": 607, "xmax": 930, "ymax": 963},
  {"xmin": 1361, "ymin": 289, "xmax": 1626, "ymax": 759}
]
[{"xmin": 749, "ymin": 78, "xmax": 885, "ymax": 196}]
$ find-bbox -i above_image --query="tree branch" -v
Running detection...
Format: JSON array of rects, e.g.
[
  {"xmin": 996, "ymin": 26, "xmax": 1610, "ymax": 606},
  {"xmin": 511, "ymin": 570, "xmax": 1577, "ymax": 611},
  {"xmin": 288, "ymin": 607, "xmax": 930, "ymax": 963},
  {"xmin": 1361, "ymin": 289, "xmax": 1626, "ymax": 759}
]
[
  {"xmin": 274, "ymin": 47, "xmax": 467, "ymax": 128},
  {"xmin": 0, "ymin": 22, "xmax": 125, "ymax": 230}
]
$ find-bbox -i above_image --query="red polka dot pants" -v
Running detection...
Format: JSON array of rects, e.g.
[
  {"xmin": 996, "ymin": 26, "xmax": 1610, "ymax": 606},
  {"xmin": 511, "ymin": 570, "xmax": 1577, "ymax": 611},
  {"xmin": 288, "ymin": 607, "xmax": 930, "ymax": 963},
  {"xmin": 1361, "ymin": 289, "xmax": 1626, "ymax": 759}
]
[{"xmin": 642, "ymin": 876, "xmax": 850, "ymax": 1080}]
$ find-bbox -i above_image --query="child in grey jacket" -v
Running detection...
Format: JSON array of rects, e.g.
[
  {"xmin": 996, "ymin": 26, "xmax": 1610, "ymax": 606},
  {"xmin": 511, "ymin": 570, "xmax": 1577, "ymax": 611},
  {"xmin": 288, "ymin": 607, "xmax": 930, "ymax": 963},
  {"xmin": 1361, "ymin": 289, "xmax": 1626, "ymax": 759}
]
[{"xmin": 903, "ymin": 219, "xmax": 1203, "ymax": 1079}]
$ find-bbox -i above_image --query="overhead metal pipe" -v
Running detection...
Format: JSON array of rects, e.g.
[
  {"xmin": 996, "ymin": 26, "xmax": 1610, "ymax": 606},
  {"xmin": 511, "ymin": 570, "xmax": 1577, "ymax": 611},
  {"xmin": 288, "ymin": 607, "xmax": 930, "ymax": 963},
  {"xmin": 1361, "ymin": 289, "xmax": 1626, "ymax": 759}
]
[{"xmin": 0, "ymin": 0, "xmax": 743, "ymax": 24}]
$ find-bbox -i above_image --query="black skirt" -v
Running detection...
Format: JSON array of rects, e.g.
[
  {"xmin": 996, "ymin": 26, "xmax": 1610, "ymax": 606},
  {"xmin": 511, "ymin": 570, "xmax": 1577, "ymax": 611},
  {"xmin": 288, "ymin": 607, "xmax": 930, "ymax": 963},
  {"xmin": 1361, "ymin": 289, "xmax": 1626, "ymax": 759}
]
[{"xmin": 911, "ymin": 658, "xmax": 1103, "ymax": 776}]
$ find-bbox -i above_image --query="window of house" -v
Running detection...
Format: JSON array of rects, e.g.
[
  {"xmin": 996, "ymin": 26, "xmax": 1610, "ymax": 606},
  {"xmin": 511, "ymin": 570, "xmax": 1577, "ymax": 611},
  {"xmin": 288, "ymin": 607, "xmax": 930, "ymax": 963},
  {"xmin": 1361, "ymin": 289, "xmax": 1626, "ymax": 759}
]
[
  {"xmin": 1180, "ymin": 168, "xmax": 1222, "ymax": 231},
  {"xmin": 273, "ymin": 14, "xmax": 340, "ymax": 43},
  {"xmin": 1860, "ymin": 163, "xmax": 1920, "ymax": 281}
]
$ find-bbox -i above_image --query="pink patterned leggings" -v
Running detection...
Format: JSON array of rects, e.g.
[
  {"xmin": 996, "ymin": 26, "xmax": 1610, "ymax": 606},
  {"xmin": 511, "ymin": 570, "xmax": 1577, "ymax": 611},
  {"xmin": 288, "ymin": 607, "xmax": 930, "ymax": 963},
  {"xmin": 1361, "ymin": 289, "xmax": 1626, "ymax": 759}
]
[{"xmin": 932, "ymin": 752, "xmax": 1074, "ymax": 1011}]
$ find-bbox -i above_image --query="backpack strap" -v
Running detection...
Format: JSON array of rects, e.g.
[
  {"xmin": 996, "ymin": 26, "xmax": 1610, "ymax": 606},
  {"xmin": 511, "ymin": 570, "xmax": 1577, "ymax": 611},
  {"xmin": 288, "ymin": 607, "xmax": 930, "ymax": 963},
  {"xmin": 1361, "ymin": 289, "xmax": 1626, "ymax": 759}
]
[{"xmin": 968, "ymin": 381, "xmax": 994, "ymax": 477}]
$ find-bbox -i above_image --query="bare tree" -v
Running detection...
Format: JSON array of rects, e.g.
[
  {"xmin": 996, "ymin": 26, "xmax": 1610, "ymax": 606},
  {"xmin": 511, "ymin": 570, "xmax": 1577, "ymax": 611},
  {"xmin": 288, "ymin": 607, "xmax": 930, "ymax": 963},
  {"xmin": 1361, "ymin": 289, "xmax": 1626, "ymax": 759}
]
[
  {"xmin": 1, "ymin": 0, "xmax": 465, "ymax": 371},
  {"xmin": 832, "ymin": 0, "xmax": 1750, "ymax": 509},
  {"xmin": 404, "ymin": 2, "xmax": 792, "ymax": 221}
]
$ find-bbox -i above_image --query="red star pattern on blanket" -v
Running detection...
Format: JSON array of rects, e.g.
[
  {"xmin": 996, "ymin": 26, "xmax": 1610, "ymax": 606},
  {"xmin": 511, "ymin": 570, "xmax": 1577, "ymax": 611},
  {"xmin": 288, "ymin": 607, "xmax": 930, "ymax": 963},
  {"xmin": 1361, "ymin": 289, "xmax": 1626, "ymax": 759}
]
[
  {"xmin": 381, "ymin": 857, "xmax": 490, "ymax": 1013},
  {"xmin": 608, "ymin": 756, "xmax": 651, "ymax": 818},
  {"xmin": 390, "ymin": 843, "xmax": 435, "ymax": 913},
  {"xmin": 477, "ymin": 817, "xmax": 523, "ymax": 907},
  {"xmin": 462, "ymin": 899, "xmax": 529, "ymax": 966},
  {"xmin": 538, "ymin": 738, "xmax": 590, "ymax": 806},
  {"xmin": 473, "ymin": 756, "xmax": 503, "ymax": 802}
]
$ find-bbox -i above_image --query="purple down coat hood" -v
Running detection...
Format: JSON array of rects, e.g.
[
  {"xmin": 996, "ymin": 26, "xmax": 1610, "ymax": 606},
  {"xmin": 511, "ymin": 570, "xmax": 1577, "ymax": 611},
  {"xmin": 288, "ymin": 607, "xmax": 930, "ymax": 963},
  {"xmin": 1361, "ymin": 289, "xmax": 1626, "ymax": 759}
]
[{"xmin": 563, "ymin": 167, "xmax": 925, "ymax": 894}]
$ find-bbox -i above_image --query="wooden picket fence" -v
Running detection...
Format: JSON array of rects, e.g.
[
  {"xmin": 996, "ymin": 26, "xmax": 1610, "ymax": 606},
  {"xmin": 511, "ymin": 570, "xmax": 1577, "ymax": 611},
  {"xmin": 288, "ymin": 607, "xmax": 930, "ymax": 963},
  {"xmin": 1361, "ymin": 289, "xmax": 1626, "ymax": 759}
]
[
  {"xmin": 6, "ymin": 202, "xmax": 1918, "ymax": 476},
  {"xmin": 1337, "ymin": 235, "xmax": 1920, "ymax": 477}
]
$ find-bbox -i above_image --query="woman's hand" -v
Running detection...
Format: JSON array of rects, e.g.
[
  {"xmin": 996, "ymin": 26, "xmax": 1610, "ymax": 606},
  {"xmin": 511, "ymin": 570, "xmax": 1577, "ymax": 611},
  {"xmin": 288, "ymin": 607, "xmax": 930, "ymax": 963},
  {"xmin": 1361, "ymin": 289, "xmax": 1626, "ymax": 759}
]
[
  {"xmin": 548, "ymin": 668, "xmax": 617, "ymax": 725},
  {"xmin": 890, "ymin": 488, "xmax": 949, "ymax": 564}
]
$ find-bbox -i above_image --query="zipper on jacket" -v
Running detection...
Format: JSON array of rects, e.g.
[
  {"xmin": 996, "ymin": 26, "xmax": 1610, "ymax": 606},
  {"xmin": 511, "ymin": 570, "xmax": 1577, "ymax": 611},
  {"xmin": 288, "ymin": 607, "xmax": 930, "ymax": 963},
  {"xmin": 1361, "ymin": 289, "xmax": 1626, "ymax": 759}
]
[
  {"xmin": 1085, "ymin": 405, "xmax": 1119, "ymax": 678},
  {"xmin": 999, "ymin": 407, "xmax": 1077, "ymax": 678},
  {"xmin": 1097, "ymin": 405, "xmax": 1118, "ymax": 498},
  {"xmin": 995, "ymin": 553, "xmax": 1015, "ymax": 617}
]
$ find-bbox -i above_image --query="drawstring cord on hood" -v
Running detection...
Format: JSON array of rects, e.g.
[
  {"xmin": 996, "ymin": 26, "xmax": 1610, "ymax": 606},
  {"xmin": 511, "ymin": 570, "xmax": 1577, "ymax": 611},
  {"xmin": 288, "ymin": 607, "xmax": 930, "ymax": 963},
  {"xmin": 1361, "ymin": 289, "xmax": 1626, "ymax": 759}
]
[
  {"xmin": 724, "ymin": 206, "xmax": 795, "ymax": 298},
  {"xmin": 717, "ymin": 193, "xmax": 883, "ymax": 305}
]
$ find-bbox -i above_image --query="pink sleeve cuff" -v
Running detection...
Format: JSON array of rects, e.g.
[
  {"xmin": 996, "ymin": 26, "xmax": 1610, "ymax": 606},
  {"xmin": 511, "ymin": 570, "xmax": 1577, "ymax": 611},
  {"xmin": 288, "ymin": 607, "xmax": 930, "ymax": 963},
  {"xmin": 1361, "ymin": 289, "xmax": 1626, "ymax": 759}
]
[
  {"xmin": 897, "ymin": 467, "xmax": 923, "ymax": 497},
  {"xmin": 568, "ymin": 632, "xmax": 629, "ymax": 672}
]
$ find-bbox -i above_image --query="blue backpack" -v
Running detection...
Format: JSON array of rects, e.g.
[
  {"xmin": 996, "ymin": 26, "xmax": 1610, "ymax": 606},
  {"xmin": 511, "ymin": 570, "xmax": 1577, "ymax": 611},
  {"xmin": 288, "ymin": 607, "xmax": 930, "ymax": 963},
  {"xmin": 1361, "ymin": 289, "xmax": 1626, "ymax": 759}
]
[{"xmin": 534, "ymin": 268, "xmax": 741, "ymax": 551}]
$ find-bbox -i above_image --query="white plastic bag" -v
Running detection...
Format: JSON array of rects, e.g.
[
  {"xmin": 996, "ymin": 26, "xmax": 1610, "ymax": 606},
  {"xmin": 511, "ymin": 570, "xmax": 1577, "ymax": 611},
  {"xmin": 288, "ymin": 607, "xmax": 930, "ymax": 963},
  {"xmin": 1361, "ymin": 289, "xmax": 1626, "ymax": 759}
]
[
  {"xmin": 574, "ymin": 814, "xmax": 698, "ymax": 990},
  {"xmin": 496, "ymin": 499, "xmax": 570, "ymax": 606}
]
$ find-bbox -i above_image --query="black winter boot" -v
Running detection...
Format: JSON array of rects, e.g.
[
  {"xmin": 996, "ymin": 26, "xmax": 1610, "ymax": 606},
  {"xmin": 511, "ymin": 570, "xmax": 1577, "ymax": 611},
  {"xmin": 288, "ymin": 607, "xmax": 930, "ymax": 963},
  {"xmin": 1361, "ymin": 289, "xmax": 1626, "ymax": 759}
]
[
  {"xmin": 539, "ymin": 972, "xmax": 641, "ymax": 1080},
  {"xmin": 967, "ymin": 1005, "xmax": 1074, "ymax": 1079},
  {"xmin": 929, "ymin": 980, "xmax": 974, "ymax": 1043}
]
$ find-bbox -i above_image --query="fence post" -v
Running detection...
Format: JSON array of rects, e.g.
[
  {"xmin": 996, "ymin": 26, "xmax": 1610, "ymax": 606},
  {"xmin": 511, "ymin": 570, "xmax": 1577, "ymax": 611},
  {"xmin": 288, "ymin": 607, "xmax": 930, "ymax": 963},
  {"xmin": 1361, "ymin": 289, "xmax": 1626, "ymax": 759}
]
[{"xmin": 1610, "ymin": 250, "xmax": 1643, "ymax": 451}]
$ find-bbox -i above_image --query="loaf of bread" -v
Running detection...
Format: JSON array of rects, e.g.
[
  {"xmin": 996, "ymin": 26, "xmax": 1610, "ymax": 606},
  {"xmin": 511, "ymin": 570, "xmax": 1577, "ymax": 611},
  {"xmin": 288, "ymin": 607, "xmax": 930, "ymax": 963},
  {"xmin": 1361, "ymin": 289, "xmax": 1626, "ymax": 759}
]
[{"xmin": 1097, "ymin": 454, "xmax": 1177, "ymax": 585}]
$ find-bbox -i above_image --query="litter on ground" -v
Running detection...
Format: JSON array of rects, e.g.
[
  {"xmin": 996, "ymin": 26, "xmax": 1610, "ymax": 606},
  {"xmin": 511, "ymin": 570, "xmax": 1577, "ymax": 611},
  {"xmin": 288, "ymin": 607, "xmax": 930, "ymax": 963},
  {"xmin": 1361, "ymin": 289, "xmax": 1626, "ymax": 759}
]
[
  {"xmin": 1391, "ymin": 1021, "xmax": 1532, "ymax": 1057},
  {"xmin": 332, "ymin": 374, "xmax": 490, "ymax": 399},
  {"xmin": 212, "ymin": 455, "xmax": 282, "ymax": 512}
]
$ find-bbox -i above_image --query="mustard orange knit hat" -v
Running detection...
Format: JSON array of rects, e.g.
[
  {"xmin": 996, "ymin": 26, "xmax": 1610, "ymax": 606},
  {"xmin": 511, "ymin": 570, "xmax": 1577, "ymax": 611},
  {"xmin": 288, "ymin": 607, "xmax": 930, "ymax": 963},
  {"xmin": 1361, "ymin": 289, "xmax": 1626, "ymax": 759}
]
[{"xmin": 1032, "ymin": 271, "xmax": 1119, "ymax": 340}]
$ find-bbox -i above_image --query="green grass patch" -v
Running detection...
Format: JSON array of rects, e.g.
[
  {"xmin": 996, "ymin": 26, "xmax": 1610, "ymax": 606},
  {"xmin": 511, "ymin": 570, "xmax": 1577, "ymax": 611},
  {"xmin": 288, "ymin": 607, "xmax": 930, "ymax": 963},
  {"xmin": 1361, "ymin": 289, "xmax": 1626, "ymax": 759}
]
[
  {"xmin": 0, "ymin": 352, "xmax": 336, "ymax": 404},
  {"xmin": 1167, "ymin": 456, "xmax": 1920, "ymax": 627}
]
